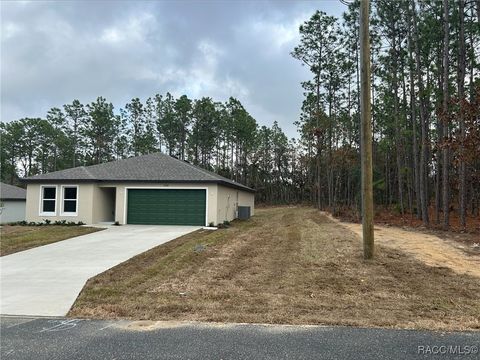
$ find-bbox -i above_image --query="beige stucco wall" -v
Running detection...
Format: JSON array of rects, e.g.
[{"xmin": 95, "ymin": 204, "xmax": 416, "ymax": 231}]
[
  {"xmin": 92, "ymin": 186, "xmax": 116, "ymax": 223},
  {"xmin": 239, "ymin": 190, "xmax": 255, "ymax": 216},
  {"xmin": 26, "ymin": 182, "xmax": 253, "ymax": 226},
  {"xmin": 216, "ymin": 185, "xmax": 237, "ymax": 223},
  {"xmin": 216, "ymin": 185, "xmax": 255, "ymax": 223},
  {"xmin": 25, "ymin": 183, "xmax": 95, "ymax": 223}
]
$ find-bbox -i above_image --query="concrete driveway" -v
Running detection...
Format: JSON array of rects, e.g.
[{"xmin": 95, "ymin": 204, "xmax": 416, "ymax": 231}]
[{"xmin": 0, "ymin": 225, "xmax": 200, "ymax": 316}]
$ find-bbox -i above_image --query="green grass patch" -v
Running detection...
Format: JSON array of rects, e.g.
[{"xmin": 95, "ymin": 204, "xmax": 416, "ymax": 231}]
[{"xmin": 0, "ymin": 225, "xmax": 103, "ymax": 256}]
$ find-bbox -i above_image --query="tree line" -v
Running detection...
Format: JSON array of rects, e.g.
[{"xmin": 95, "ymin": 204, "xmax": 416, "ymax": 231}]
[
  {"xmin": 0, "ymin": 94, "xmax": 298, "ymax": 204},
  {"xmin": 1, "ymin": 0, "xmax": 479, "ymax": 230},
  {"xmin": 291, "ymin": 0, "xmax": 479, "ymax": 230}
]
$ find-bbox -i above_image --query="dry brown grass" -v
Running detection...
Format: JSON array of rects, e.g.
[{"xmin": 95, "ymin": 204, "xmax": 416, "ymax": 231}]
[
  {"xmin": 69, "ymin": 207, "xmax": 480, "ymax": 331},
  {"xmin": 0, "ymin": 225, "xmax": 103, "ymax": 256}
]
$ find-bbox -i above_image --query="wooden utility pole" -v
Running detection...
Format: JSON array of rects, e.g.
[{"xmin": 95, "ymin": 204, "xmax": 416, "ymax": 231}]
[{"xmin": 359, "ymin": 0, "xmax": 374, "ymax": 259}]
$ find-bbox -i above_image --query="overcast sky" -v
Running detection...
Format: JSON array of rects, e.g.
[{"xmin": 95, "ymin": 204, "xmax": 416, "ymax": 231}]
[{"xmin": 1, "ymin": 0, "xmax": 346, "ymax": 137}]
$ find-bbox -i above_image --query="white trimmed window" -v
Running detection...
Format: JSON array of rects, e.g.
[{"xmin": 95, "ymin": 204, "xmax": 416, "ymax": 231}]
[
  {"xmin": 40, "ymin": 186, "xmax": 57, "ymax": 216},
  {"xmin": 61, "ymin": 186, "xmax": 78, "ymax": 216}
]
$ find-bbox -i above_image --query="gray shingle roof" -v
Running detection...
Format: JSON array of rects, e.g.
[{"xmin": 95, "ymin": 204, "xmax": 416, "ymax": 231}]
[
  {"xmin": 22, "ymin": 153, "xmax": 254, "ymax": 192},
  {"xmin": 0, "ymin": 183, "xmax": 27, "ymax": 200}
]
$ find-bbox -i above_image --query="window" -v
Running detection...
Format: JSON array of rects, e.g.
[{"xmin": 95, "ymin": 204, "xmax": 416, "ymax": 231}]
[
  {"xmin": 40, "ymin": 186, "xmax": 57, "ymax": 215},
  {"xmin": 62, "ymin": 186, "xmax": 78, "ymax": 215}
]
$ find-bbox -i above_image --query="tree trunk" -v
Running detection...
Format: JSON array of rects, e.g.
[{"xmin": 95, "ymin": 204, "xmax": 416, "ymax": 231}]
[
  {"xmin": 392, "ymin": 28, "xmax": 404, "ymax": 214},
  {"xmin": 73, "ymin": 120, "xmax": 77, "ymax": 168},
  {"xmin": 408, "ymin": 36, "xmax": 421, "ymax": 219},
  {"xmin": 410, "ymin": 0, "xmax": 429, "ymax": 225},
  {"xmin": 315, "ymin": 42, "xmax": 322, "ymax": 209},
  {"xmin": 458, "ymin": 0, "xmax": 466, "ymax": 229},
  {"xmin": 435, "ymin": 107, "xmax": 443, "ymax": 224},
  {"xmin": 442, "ymin": 0, "xmax": 450, "ymax": 229},
  {"xmin": 477, "ymin": 0, "xmax": 480, "ymax": 23}
]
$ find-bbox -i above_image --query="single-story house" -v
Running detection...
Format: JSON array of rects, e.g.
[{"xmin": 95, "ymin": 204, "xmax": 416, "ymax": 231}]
[
  {"xmin": 0, "ymin": 182, "xmax": 27, "ymax": 223},
  {"xmin": 22, "ymin": 153, "xmax": 255, "ymax": 226}
]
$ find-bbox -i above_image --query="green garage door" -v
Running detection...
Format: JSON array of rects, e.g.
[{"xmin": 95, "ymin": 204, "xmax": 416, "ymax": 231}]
[{"xmin": 127, "ymin": 189, "xmax": 206, "ymax": 225}]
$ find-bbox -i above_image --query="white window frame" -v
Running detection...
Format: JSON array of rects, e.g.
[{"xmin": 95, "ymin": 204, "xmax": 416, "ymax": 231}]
[
  {"xmin": 60, "ymin": 185, "xmax": 79, "ymax": 216},
  {"xmin": 39, "ymin": 185, "xmax": 58, "ymax": 216}
]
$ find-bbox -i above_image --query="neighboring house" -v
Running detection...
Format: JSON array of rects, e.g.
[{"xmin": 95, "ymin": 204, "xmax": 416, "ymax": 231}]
[
  {"xmin": 22, "ymin": 153, "xmax": 255, "ymax": 226},
  {"xmin": 0, "ymin": 183, "xmax": 27, "ymax": 223}
]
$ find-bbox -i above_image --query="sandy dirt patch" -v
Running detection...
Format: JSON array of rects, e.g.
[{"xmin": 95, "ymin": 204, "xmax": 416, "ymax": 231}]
[{"xmin": 326, "ymin": 213, "xmax": 480, "ymax": 278}]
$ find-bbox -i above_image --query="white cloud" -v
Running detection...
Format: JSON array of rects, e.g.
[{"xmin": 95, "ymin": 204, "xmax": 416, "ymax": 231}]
[
  {"xmin": 236, "ymin": 12, "xmax": 311, "ymax": 55},
  {"xmin": 100, "ymin": 12, "xmax": 156, "ymax": 45},
  {"xmin": 100, "ymin": 28, "xmax": 122, "ymax": 43},
  {"xmin": 0, "ymin": 0, "xmax": 343, "ymax": 137},
  {"xmin": 180, "ymin": 40, "xmax": 226, "ymax": 97},
  {"xmin": 251, "ymin": 20, "xmax": 297, "ymax": 49},
  {"xmin": 1, "ymin": 22, "xmax": 22, "ymax": 40}
]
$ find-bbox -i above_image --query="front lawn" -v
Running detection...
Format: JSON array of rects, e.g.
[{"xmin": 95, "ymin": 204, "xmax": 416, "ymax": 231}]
[
  {"xmin": 69, "ymin": 207, "xmax": 480, "ymax": 331},
  {"xmin": 0, "ymin": 225, "xmax": 103, "ymax": 256}
]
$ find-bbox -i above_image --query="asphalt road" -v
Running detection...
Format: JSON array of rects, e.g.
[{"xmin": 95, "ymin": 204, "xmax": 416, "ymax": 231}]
[{"xmin": 1, "ymin": 316, "xmax": 478, "ymax": 360}]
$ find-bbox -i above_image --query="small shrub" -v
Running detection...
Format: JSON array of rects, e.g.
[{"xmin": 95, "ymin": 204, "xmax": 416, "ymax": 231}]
[
  {"xmin": 28, "ymin": 222, "xmax": 36, "ymax": 226},
  {"xmin": 114, "ymin": 221, "xmax": 121, "ymax": 226},
  {"xmin": 44, "ymin": 219, "xmax": 51, "ymax": 225},
  {"xmin": 77, "ymin": 221, "xmax": 85, "ymax": 226},
  {"xmin": 393, "ymin": 203, "xmax": 403, "ymax": 214},
  {"xmin": 208, "ymin": 222, "xmax": 215, "ymax": 227},
  {"xmin": 8, "ymin": 221, "xmax": 24, "ymax": 226},
  {"xmin": 223, "ymin": 220, "xmax": 230, "ymax": 226},
  {"xmin": 66, "ymin": 221, "xmax": 77, "ymax": 226}
]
